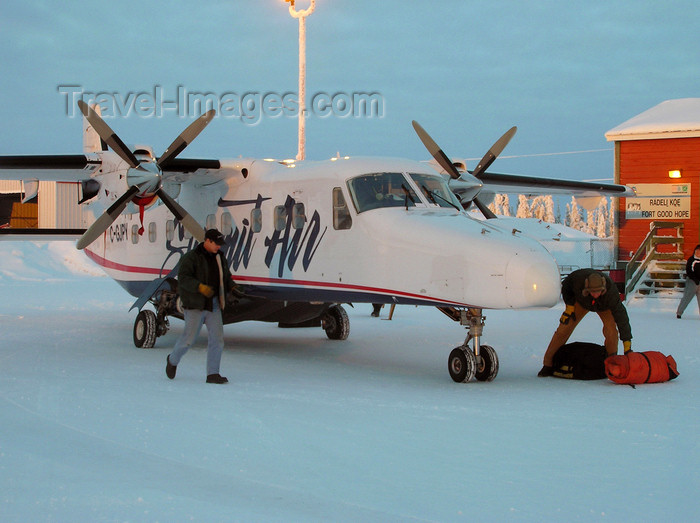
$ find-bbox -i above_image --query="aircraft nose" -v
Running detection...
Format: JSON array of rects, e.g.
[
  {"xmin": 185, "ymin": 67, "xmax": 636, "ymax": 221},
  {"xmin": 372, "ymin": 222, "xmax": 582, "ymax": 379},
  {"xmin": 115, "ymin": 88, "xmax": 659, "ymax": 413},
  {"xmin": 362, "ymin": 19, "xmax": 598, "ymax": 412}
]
[{"xmin": 505, "ymin": 250, "xmax": 561, "ymax": 308}]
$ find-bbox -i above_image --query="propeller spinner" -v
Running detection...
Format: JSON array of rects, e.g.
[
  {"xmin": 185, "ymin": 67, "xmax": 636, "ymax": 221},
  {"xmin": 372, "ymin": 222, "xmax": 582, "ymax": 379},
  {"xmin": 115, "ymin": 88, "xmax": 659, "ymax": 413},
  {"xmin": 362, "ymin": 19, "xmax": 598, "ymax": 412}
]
[{"xmin": 76, "ymin": 101, "xmax": 214, "ymax": 249}]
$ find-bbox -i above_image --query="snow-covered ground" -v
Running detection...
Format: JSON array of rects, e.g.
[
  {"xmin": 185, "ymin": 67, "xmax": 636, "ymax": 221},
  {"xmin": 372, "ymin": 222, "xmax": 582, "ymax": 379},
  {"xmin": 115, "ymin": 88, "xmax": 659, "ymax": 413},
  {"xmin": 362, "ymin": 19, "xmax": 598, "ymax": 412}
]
[{"xmin": 1, "ymin": 241, "xmax": 698, "ymax": 521}]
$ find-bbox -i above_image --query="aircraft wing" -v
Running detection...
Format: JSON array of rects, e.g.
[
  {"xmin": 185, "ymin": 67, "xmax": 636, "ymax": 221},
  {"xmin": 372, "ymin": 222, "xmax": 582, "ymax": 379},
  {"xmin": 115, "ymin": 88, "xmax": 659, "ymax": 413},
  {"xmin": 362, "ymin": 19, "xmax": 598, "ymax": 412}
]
[
  {"xmin": 0, "ymin": 154, "xmax": 245, "ymax": 185},
  {"xmin": 0, "ymin": 154, "xmax": 99, "ymax": 181},
  {"xmin": 475, "ymin": 170, "xmax": 635, "ymax": 198}
]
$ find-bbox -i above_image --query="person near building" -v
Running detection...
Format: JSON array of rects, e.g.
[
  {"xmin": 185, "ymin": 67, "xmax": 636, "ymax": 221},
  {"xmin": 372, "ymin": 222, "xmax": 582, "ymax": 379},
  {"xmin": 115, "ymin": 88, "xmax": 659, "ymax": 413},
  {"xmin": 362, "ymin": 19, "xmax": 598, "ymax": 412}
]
[
  {"xmin": 166, "ymin": 229, "xmax": 236, "ymax": 384},
  {"xmin": 538, "ymin": 269, "xmax": 633, "ymax": 377},
  {"xmin": 676, "ymin": 244, "xmax": 700, "ymax": 319}
]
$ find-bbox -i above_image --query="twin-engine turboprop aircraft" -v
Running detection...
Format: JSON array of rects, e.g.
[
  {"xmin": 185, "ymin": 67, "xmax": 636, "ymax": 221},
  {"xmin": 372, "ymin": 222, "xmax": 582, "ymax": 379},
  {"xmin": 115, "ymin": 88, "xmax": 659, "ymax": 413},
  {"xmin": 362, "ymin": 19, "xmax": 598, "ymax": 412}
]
[{"xmin": 0, "ymin": 104, "xmax": 634, "ymax": 382}]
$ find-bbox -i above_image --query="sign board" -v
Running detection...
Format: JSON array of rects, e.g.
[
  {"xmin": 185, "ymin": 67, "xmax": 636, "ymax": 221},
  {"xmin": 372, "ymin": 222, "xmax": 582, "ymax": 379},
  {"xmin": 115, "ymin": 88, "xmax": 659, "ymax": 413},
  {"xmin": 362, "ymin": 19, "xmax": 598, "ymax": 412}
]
[{"xmin": 625, "ymin": 183, "xmax": 691, "ymax": 220}]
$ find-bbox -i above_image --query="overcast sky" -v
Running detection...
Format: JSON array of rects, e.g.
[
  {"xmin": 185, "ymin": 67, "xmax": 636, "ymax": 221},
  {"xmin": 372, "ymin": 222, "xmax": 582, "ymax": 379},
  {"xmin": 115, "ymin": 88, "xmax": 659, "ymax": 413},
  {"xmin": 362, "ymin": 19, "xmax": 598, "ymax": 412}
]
[{"xmin": 1, "ymin": 1, "xmax": 699, "ymax": 181}]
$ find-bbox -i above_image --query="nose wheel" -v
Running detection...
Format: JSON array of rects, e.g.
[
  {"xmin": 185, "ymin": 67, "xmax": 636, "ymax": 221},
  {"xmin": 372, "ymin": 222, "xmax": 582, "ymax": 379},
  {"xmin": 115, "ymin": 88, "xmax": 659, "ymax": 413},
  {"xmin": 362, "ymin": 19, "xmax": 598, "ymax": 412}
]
[{"xmin": 439, "ymin": 307, "xmax": 500, "ymax": 383}]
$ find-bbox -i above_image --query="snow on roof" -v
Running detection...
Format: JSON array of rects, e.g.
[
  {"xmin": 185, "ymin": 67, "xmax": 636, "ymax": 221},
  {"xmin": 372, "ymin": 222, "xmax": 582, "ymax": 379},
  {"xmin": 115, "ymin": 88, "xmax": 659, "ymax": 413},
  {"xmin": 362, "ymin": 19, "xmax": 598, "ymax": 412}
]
[{"xmin": 605, "ymin": 98, "xmax": 700, "ymax": 141}]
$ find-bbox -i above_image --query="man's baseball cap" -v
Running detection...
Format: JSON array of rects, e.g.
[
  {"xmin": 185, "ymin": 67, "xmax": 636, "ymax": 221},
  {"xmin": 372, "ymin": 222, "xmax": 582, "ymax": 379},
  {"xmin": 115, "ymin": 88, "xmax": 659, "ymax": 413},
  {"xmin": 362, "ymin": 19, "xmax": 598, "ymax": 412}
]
[{"xmin": 204, "ymin": 228, "xmax": 225, "ymax": 245}]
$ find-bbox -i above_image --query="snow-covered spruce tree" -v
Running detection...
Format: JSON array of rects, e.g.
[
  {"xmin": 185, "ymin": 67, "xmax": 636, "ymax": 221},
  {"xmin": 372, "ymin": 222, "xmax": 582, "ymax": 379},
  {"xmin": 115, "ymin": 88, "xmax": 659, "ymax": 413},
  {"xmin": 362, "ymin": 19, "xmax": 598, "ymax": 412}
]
[{"xmin": 516, "ymin": 194, "xmax": 532, "ymax": 218}]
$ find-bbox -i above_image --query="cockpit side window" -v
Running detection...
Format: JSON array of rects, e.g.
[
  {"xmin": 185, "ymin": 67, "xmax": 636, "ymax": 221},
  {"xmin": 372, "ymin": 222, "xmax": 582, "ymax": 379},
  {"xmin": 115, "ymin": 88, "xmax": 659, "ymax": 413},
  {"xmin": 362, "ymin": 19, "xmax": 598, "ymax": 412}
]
[
  {"xmin": 347, "ymin": 172, "xmax": 419, "ymax": 213},
  {"xmin": 332, "ymin": 187, "xmax": 352, "ymax": 230},
  {"xmin": 409, "ymin": 173, "xmax": 462, "ymax": 209}
]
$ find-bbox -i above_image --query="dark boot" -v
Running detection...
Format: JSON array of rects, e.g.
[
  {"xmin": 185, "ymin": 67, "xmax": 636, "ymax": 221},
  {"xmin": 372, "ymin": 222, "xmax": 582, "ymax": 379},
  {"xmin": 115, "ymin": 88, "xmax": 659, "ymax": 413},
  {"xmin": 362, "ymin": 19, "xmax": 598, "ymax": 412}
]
[
  {"xmin": 166, "ymin": 355, "xmax": 177, "ymax": 379},
  {"xmin": 537, "ymin": 365, "xmax": 554, "ymax": 377},
  {"xmin": 206, "ymin": 374, "xmax": 229, "ymax": 384}
]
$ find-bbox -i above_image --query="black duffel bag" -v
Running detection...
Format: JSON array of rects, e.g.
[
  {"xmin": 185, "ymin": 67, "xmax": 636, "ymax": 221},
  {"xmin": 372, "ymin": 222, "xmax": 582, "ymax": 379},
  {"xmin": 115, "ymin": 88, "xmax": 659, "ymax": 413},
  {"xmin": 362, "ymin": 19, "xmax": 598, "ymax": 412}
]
[{"xmin": 552, "ymin": 342, "xmax": 608, "ymax": 380}]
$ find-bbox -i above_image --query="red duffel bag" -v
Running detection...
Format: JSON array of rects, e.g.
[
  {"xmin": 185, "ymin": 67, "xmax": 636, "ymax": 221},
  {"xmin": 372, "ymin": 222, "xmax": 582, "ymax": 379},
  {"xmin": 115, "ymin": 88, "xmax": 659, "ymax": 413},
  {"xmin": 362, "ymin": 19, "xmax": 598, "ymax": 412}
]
[{"xmin": 605, "ymin": 351, "xmax": 679, "ymax": 385}]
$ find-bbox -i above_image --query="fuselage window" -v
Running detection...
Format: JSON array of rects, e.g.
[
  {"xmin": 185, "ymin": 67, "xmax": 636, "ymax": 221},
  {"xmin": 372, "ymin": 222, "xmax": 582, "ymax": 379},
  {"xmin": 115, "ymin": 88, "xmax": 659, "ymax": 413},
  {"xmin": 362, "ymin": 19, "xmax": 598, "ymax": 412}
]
[
  {"xmin": 292, "ymin": 203, "xmax": 306, "ymax": 229},
  {"xmin": 166, "ymin": 220, "xmax": 175, "ymax": 242},
  {"xmin": 221, "ymin": 212, "xmax": 233, "ymax": 235},
  {"xmin": 206, "ymin": 214, "xmax": 217, "ymax": 231},
  {"xmin": 251, "ymin": 208, "xmax": 262, "ymax": 233},
  {"xmin": 131, "ymin": 224, "xmax": 140, "ymax": 244},
  {"xmin": 274, "ymin": 205, "xmax": 287, "ymax": 232},
  {"xmin": 332, "ymin": 187, "xmax": 352, "ymax": 230},
  {"xmin": 347, "ymin": 172, "xmax": 418, "ymax": 213},
  {"xmin": 148, "ymin": 222, "xmax": 157, "ymax": 243}
]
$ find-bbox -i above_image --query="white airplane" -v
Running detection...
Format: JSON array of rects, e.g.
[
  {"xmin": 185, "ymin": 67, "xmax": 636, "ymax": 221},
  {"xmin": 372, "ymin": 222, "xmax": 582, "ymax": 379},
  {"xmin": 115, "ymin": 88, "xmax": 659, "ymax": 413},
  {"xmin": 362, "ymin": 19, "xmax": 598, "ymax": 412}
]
[{"xmin": 0, "ymin": 103, "xmax": 634, "ymax": 382}]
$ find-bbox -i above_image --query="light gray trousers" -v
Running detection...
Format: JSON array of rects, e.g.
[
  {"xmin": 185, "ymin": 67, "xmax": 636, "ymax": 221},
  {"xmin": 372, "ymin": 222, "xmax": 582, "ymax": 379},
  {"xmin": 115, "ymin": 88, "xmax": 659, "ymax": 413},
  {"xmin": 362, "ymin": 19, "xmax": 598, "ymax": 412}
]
[
  {"xmin": 169, "ymin": 300, "xmax": 225, "ymax": 375},
  {"xmin": 677, "ymin": 278, "xmax": 700, "ymax": 317}
]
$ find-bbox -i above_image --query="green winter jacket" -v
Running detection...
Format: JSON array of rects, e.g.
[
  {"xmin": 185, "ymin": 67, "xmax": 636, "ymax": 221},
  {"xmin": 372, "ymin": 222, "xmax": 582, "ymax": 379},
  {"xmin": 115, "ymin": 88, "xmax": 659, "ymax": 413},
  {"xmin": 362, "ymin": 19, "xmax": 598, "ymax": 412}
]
[
  {"xmin": 561, "ymin": 268, "xmax": 632, "ymax": 342},
  {"xmin": 177, "ymin": 244, "xmax": 235, "ymax": 311}
]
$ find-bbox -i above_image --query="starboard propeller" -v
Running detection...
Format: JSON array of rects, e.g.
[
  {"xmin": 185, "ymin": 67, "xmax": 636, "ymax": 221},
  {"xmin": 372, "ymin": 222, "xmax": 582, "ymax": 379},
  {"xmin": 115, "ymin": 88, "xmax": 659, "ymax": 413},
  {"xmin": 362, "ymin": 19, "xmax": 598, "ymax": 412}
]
[
  {"xmin": 76, "ymin": 101, "xmax": 214, "ymax": 249},
  {"xmin": 412, "ymin": 120, "xmax": 517, "ymax": 219}
]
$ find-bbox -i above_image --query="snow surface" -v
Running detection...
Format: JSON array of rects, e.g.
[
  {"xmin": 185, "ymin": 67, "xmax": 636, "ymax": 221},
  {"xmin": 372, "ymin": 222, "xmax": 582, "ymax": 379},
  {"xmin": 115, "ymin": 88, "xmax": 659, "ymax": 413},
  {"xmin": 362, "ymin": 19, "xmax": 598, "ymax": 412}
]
[{"xmin": 1, "ymin": 242, "xmax": 698, "ymax": 522}]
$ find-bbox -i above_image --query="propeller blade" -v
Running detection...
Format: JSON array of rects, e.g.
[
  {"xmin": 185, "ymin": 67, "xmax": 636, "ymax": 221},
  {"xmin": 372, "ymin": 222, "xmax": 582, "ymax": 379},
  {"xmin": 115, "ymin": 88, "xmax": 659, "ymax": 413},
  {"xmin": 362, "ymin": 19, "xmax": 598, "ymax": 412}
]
[
  {"xmin": 77, "ymin": 101, "xmax": 140, "ymax": 168},
  {"xmin": 156, "ymin": 187, "xmax": 205, "ymax": 243},
  {"xmin": 412, "ymin": 120, "xmax": 502, "ymax": 220},
  {"xmin": 472, "ymin": 196, "xmax": 497, "ymax": 219},
  {"xmin": 471, "ymin": 126, "xmax": 517, "ymax": 178},
  {"xmin": 76, "ymin": 185, "xmax": 140, "ymax": 249},
  {"xmin": 157, "ymin": 109, "xmax": 216, "ymax": 169},
  {"xmin": 412, "ymin": 120, "xmax": 461, "ymax": 179}
]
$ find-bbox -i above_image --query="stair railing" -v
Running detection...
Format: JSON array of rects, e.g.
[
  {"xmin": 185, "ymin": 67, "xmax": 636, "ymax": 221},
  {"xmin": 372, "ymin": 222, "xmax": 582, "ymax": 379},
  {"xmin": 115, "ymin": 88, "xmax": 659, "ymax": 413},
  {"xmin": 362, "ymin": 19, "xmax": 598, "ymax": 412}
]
[{"xmin": 624, "ymin": 221, "xmax": 684, "ymax": 297}]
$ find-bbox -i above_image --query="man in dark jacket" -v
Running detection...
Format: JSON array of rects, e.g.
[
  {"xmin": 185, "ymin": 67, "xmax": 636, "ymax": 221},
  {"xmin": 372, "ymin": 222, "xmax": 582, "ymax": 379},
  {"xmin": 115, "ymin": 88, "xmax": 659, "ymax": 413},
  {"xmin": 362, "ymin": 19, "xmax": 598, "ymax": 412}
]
[
  {"xmin": 538, "ymin": 269, "xmax": 632, "ymax": 377},
  {"xmin": 676, "ymin": 244, "xmax": 700, "ymax": 319},
  {"xmin": 166, "ymin": 229, "xmax": 236, "ymax": 384}
]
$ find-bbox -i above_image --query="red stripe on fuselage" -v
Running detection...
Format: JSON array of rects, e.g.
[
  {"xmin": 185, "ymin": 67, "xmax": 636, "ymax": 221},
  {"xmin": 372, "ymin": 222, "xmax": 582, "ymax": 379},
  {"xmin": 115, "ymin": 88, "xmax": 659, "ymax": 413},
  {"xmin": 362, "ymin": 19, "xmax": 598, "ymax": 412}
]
[
  {"xmin": 84, "ymin": 248, "xmax": 167, "ymax": 276},
  {"xmin": 84, "ymin": 250, "xmax": 471, "ymax": 307},
  {"xmin": 233, "ymin": 274, "xmax": 468, "ymax": 306}
]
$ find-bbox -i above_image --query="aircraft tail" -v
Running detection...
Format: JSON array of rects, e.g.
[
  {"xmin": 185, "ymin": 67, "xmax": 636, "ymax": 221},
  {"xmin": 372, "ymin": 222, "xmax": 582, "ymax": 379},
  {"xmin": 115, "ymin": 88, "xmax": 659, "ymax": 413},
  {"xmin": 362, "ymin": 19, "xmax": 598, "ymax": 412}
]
[{"xmin": 82, "ymin": 104, "xmax": 107, "ymax": 153}]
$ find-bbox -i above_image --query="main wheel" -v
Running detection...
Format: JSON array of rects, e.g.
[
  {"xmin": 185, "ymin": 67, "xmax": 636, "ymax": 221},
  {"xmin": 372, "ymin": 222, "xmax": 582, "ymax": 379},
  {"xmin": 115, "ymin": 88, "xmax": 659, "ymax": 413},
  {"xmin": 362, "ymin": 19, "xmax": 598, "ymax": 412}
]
[
  {"xmin": 134, "ymin": 310, "xmax": 157, "ymax": 349},
  {"xmin": 475, "ymin": 344, "xmax": 499, "ymax": 382},
  {"xmin": 322, "ymin": 305, "xmax": 350, "ymax": 340},
  {"xmin": 448, "ymin": 347, "xmax": 476, "ymax": 383}
]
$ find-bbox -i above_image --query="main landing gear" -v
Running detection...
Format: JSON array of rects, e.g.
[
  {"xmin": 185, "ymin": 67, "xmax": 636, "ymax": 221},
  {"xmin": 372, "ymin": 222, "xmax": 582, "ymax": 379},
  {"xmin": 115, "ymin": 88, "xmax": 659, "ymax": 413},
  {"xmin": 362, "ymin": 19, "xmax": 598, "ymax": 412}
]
[
  {"xmin": 438, "ymin": 307, "xmax": 499, "ymax": 383},
  {"xmin": 133, "ymin": 288, "xmax": 178, "ymax": 348}
]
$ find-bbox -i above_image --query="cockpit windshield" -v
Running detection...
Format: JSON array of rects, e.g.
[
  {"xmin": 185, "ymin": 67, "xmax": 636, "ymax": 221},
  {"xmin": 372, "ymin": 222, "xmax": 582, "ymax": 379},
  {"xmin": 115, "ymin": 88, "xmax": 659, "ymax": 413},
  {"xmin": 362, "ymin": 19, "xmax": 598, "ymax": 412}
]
[
  {"xmin": 347, "ymin": 172, "xmax": 420, "ymax": 213},
  {"xmin": 409, "ymin": 173, "xmax": 462, "ymax": 209}
]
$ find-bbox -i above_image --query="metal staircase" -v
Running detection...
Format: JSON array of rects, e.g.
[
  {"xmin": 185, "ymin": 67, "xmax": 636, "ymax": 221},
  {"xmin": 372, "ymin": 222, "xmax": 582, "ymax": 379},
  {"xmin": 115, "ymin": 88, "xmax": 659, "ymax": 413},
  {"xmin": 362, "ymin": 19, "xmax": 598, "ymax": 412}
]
[{"xmin": 625, "ymin": 221, "xmax": 685, "ymax": 300}]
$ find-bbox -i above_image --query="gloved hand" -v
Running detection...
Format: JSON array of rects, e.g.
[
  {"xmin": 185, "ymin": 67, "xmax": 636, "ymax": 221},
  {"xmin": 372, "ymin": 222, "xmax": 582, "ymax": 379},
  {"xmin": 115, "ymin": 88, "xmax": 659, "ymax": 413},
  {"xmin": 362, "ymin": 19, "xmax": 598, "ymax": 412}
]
[
  {"xmin": 559, "ymin": 304, "xmax": 576, "ymax": 325},
  {"xmin": 623, "ymin": 340, "xmax": 632, "ymax": 354},
  {"xmin": 225, "ymin": 286, "xmax": 245, "ymax": 306},
  {"xmin": 198, "ymin": 283, "xmax": 215, "ymax": 298}
]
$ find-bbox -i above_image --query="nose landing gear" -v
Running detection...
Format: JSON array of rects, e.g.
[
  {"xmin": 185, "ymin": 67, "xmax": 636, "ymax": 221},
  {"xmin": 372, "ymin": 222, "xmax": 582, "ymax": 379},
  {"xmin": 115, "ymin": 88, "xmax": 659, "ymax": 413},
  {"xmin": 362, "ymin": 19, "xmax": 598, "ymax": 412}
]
[{"xmin": 439, "ymin": 307, "xmax": 500, "ymax": 383}]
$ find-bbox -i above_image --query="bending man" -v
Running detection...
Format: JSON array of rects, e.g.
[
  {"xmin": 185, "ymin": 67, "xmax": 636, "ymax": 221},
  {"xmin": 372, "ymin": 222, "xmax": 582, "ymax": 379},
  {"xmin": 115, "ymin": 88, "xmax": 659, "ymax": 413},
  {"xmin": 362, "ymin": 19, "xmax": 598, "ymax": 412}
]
[{"xmin": 539, "ymin": 269, "xmax": 632, "ymax": 377}]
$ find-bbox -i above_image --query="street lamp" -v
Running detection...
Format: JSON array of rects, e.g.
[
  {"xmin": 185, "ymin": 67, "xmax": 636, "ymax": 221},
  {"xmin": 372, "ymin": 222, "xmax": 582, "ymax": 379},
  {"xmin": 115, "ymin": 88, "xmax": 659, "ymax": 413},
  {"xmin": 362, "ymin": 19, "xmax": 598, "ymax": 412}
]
[{"xmin": 284, "ymin": 0, "xmax": 316, "ymax": 161}]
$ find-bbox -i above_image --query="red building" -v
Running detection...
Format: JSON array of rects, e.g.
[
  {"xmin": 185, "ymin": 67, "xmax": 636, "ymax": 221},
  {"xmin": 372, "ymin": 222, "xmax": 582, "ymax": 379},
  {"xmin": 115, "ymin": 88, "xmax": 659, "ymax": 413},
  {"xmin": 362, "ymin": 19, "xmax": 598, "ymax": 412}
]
[{"xmin": 606, "ymin": 99, "xmax": 700, "ymax": 263}]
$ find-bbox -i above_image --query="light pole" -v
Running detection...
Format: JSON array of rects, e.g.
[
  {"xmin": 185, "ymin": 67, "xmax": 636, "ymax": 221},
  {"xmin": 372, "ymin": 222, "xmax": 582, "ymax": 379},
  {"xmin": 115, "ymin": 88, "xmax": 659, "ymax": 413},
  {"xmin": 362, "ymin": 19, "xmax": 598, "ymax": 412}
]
[{"xmin": 284, "ymin": 0, "xmax": 315, "ymax": 161}]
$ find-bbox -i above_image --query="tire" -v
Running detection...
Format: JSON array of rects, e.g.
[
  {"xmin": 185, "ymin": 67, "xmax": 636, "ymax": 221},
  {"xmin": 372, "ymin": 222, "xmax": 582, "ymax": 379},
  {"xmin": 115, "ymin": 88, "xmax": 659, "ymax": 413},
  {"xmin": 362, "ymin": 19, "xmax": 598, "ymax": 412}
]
[
  {"xmin": 448, "ymin": 347, "xmax": 476, "ymax": 383},
  {"xmin": 322, "ymin": 305, "xmax": 350, "ymax": 340},
  {"xmin": 475, "ymin": 345, "xmax": 499, "ymax": 382},
  {"xmin": 134, "ymin": 310, "xmax": 157, "ymax": 349}
]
